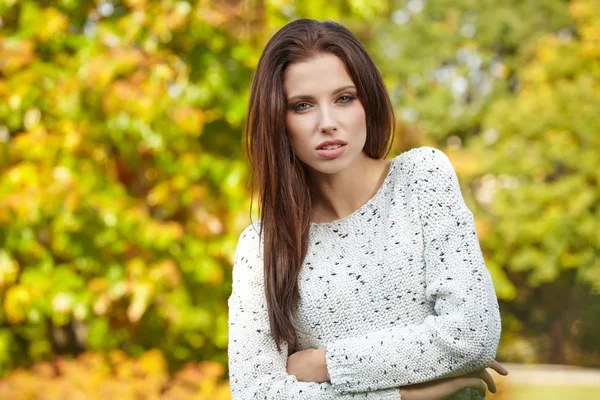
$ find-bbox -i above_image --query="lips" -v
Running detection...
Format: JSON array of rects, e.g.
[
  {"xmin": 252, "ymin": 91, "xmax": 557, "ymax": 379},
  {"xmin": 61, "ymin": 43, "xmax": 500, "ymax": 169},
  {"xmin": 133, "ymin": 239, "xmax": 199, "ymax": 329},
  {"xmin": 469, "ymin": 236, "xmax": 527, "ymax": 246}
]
[
  {"xmin": 316, "ymin": 139, "xmax": 348, "ymax": 150},
  {"xmin": 316, "ymin": 140, "xmax": 347, "ymax": 159}
]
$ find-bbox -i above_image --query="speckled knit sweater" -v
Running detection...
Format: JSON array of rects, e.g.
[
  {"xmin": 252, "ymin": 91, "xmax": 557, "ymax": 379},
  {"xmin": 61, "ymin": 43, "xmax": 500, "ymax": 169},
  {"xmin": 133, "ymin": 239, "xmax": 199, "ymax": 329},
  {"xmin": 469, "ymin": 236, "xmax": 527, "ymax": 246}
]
[{"xmin": 228, "ymin": 147, "xmax": 502, "ymax": 400}]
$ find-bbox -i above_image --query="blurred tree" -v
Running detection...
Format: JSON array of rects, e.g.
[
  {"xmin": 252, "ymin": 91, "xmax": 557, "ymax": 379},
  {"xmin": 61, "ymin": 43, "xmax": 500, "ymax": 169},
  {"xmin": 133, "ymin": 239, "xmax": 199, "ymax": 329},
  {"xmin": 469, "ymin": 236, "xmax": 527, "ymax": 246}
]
[
  {"xmin": 0, "ymin": 0, "xmax": 261, "ymax": 374},
  {"xmin": 472, "ymin": 0, "xmax": 600, "ymax": 365}
]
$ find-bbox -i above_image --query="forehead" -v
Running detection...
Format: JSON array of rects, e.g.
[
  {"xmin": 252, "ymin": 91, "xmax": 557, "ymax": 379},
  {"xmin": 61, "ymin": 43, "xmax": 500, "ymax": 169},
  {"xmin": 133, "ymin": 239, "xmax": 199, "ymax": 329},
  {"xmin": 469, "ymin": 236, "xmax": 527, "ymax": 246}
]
[{"xmin": 283, "ymin": 54, "xmax": 355, "ymax": 96}]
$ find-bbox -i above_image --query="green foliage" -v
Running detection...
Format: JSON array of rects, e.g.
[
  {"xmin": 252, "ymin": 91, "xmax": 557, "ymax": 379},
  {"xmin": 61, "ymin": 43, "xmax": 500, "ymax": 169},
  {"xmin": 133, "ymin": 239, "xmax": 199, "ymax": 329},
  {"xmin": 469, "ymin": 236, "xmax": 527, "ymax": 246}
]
[
  {"xmin": 472, "ymin": 0, "xmax": 600, "ymax": 365},
  {"xmin": 0, "ymin": 0, "xmax": 258, "ymax": 374}
]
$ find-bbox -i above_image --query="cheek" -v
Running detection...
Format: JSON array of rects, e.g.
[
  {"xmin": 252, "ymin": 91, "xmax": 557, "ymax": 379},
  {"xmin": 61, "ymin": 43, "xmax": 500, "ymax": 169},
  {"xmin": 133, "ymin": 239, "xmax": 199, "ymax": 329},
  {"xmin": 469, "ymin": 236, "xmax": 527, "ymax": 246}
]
[
  {"xmin": 347, "ymin": 104, "xmax": 367, "ymax": 132},
  {"xmin": 285, "ymin": 114, "xmax": 312, "ymax": 144}
]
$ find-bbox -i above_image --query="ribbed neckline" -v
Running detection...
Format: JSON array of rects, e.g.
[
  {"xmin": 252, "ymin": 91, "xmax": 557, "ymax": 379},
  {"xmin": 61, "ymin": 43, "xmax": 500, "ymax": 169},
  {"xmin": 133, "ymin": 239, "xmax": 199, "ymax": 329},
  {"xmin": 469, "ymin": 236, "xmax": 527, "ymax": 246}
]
[{"xmin": 310, "ymin": 156, "xmax": 398, "ymax": 229}]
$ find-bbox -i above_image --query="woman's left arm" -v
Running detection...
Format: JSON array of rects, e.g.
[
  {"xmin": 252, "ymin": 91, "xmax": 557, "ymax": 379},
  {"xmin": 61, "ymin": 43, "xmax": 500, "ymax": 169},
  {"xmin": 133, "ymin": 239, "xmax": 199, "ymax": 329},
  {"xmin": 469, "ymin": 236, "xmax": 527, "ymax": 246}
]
[{"xmin": 322, "ymin": 147, "xmax": 502, "ymax": 394}]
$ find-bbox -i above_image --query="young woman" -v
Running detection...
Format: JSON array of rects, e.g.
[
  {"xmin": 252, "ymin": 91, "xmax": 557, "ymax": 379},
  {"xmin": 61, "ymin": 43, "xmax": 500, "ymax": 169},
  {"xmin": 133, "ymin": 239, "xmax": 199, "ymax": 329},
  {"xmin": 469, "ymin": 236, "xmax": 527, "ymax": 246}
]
[{"xmin": 228, "ymin": 19, "xmax": 507, "ymax": 399}]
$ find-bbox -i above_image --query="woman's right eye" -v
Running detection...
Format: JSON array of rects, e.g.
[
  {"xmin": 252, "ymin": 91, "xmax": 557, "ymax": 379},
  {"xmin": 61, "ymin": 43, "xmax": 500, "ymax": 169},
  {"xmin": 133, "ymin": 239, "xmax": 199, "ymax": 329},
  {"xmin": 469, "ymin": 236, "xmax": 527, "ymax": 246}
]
[{"xmin": 292, "ymin": 102, "xmax": 311, "ymax": 111}]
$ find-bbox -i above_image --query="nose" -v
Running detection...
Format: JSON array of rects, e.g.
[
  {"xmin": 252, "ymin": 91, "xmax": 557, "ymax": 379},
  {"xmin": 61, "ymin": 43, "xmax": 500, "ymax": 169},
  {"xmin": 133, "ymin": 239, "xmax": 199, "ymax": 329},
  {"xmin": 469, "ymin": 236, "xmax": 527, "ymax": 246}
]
[{"xmin": 318, "ymin": 106, "xmax": 338, "ymax": 134}]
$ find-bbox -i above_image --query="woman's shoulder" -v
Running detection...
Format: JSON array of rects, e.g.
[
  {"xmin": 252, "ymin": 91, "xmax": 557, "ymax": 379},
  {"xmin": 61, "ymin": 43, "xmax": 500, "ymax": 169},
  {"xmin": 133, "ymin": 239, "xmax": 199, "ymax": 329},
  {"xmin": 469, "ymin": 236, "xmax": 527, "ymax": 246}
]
[
  {"xmin": 389, "ymin": 146, "xmax": 456, "ymax": 187},
  {"xmin": 231, "ymin": 221, "xmax": 264, "ymax": 284},
  {"xmin": 235, "ymin": 221, "xmax": 263, "ymax": 255},
  {"xmin": 392, "ymin": 146, "xmax": 453, "ymax": 171}
]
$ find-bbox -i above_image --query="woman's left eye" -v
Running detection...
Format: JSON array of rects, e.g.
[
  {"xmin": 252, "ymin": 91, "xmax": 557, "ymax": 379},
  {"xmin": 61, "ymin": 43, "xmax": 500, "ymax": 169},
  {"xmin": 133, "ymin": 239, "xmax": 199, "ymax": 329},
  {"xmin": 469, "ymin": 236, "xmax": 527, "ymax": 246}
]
[{"xmin": 337, "ymin": 95, "xmax": 356, "ymax": 103}]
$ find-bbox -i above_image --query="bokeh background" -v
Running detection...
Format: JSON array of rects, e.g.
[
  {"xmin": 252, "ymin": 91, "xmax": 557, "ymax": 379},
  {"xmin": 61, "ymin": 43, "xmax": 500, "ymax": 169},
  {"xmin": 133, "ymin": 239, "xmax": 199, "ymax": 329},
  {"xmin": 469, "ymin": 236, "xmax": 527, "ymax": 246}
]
[{"xmin": 0, "ymin": 0, "xmax": 599, "ymax": 398}]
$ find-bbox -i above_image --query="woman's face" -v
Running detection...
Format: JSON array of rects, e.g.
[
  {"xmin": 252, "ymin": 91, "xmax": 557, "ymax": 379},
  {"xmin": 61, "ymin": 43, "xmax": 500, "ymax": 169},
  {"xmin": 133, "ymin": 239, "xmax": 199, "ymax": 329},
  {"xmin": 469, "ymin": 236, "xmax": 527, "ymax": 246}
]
[{"xmin": 283, "ymin": 53, "xmax": 367, "ymax": 176}]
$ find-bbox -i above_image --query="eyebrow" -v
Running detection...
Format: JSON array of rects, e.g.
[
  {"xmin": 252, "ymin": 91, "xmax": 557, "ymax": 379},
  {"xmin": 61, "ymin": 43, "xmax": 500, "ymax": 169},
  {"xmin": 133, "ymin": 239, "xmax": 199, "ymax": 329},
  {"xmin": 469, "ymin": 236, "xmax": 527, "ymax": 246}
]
[{"xmin": 286, "ymin": 85, "xmax": 357, "ymax": 102}]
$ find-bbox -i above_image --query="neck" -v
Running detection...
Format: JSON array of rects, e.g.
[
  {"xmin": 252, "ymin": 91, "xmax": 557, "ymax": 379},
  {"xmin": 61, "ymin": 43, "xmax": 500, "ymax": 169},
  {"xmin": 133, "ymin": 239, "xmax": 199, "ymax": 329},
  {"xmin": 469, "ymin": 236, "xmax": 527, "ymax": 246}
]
[{"xmin": 309, "ymin": 153, "xmax": 391, "ymax": 224}]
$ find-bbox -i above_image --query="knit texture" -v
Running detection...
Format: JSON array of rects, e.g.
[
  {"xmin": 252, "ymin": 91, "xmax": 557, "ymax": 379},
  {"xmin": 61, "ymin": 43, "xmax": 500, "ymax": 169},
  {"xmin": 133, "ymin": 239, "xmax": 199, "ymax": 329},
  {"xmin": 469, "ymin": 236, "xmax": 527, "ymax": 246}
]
[{"xmin": 228, "ymin": 147, "xmax": 501, "ymax": 399}]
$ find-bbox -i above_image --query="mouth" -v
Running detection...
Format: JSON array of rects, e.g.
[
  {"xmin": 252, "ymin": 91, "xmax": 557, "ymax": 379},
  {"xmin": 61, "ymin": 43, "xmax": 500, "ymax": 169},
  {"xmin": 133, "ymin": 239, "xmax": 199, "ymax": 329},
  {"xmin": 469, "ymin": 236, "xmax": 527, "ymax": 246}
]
[
  {"xmin": 318, "ymin": 144, "xmax": 345, "ymax": 150},
  {"xmin": 315, "ymin": 142, "xmax": 347, "ymax": 159},
  {"xmin": 316, "ymin": 140, "xmax": 348, "ymax": 150}
]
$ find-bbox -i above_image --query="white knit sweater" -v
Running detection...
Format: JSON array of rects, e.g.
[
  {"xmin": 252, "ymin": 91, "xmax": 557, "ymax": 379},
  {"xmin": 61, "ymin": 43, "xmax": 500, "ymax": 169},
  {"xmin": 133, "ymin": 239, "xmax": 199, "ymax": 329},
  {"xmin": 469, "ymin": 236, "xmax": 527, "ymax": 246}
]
[{"xmin": 228, "ymin": 147, "xmax": 502, "ymax": 399}]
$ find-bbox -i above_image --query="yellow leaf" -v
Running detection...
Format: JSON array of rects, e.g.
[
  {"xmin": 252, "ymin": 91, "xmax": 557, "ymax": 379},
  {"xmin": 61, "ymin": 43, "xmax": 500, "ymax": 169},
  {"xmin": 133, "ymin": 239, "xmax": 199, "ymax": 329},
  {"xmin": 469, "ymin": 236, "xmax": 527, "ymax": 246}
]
[
  {"xmin": 198, "ymin": 360, "xmax": 225, "ymax": 381},
  {"xmin": 147, "ymin": 181, "xmax": 171, "ymax": 206},
  {"xmin": 37, "ymin": 7, "xmax": 68, "ymax": 42},
  {"xmin": 0, "ymin": 251, "xmax": 19, "ymax": 287},
  {"xmin": 0, "ymin": 38, "xmax": 37, "ymax": 75},
  {"xmin": 88, "ymin": 277, "xmax": 110, "ymax": 293},
  {"xmin": 171, "ymin": 105, "xmax": 205, "ymax": 136},
  {"xmin": 138, "ymin": 349, "xmax": 168, "ymax": 376},
  {"xmin": 127, "ymin": 282, "xmax": 153, "ymax": 323},
  {"xmin": 4, "ymin": 285, "xmax": 32, "ymax": 323}
]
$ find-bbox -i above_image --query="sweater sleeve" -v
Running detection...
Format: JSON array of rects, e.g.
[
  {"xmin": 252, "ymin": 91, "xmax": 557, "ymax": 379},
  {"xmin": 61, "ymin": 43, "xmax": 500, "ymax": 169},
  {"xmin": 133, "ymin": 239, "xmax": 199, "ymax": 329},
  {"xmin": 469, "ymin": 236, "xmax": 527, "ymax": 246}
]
[
  {"xmin": 324, "ymin": 147, "xmax": 502, "ymax": 394},
  {"xmin": 228, "ymin": 223, "xmax": 402, "ymax": 400}
]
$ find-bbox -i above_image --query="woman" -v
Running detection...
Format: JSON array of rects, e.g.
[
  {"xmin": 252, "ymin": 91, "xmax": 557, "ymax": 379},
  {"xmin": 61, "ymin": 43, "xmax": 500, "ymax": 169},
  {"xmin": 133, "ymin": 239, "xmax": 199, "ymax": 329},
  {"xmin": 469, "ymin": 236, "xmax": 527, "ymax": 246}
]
[{"xmin": 228, "ymin": 19, "xmax": 507, "ymax": 399}]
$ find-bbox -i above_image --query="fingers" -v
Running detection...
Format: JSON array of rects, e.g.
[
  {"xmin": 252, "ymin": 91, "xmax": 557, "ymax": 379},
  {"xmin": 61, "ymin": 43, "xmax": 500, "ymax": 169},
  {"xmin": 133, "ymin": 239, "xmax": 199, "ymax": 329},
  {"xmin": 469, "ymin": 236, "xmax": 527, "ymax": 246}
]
[
  {"xmin": 489, "ymin": 360, "xmax": 509, "ymax": 376},
  {"xmin": 479, "ymin": 369, "xmax": 496, "ymax": 394},
  {"xmin": 462, "ymin": 369, "xmax": 496, "ymax": 394},
  {"xmin": 450, "ymin": 362, "xmax": 509, "ymax": 398},
  {"xmin": 456, "ymin": 377, "xmax": 486, "ymax": 398},
  {"xmin": 475, "ymin": 380, "xmax": 486, "ymax": 398}
]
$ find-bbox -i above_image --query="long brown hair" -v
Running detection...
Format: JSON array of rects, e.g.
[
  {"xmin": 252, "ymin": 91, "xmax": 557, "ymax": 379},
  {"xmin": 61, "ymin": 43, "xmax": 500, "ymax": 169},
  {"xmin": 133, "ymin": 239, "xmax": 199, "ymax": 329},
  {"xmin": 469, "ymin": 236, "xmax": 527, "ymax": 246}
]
[{"xmin": 244, "ymin": 19, "xmax": 395, "ymax": 352}]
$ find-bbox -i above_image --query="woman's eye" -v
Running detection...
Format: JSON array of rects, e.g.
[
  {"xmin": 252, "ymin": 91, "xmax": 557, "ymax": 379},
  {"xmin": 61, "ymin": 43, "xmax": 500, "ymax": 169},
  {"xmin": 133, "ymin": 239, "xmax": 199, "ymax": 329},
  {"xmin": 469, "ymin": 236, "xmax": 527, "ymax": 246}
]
[
  {"xmin": 338, "ymin": 95, "xmax": 356, "ymax": 103},
  {"xmin": 292, "ymin": 102, "xmax": 311, "ymax": 111}
]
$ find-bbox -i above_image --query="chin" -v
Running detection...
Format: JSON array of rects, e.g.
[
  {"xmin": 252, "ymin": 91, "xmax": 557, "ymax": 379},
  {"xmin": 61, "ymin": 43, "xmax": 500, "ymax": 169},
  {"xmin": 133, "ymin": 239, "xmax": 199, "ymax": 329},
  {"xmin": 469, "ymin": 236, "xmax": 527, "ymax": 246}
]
[{"xmin": 303, "ymin": 152, "xmax": 359, "ymax": 176}]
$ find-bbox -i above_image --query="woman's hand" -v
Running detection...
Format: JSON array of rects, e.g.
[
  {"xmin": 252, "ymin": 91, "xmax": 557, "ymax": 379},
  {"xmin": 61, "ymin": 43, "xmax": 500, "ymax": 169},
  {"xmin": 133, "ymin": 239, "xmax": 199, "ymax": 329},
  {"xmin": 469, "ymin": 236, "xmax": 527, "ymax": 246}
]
[
  {"xmin": 488, "ymin": 360, "xmax": 509, "ymax": 377},
  {"xmin": 286, "ymin": 348, "xmax": 328, "ymax": 383},
  {"xmin": 401, "ymin": 361, "xmax": 509, "ymax": 400}
]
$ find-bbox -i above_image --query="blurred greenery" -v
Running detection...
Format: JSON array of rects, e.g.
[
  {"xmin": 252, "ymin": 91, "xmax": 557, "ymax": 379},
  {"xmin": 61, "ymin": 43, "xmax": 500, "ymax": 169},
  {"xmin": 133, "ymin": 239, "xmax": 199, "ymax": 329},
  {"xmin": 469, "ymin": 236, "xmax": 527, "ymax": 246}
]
[{"xmin": 0, "ymin": 0, "xmax": 599, "ymax": 396}]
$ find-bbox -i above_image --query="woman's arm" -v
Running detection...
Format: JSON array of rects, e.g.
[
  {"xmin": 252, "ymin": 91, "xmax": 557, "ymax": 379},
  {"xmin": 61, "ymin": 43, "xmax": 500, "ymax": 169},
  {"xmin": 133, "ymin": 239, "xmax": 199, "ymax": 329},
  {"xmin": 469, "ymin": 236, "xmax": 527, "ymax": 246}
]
[
  {"xmin": 287, "ymin": 347, "xmax": 508, "ymax": 399},
  {"xmin": 322, "ymin": 148, "xmax": 502, "ymax": 394},
  {"xmin": 399, "ymin": 364, "xmax": 507, "ymax": 400},
  {"xmin": 228, "ymin": 224, "xmax": 402, "ymax": 400}
]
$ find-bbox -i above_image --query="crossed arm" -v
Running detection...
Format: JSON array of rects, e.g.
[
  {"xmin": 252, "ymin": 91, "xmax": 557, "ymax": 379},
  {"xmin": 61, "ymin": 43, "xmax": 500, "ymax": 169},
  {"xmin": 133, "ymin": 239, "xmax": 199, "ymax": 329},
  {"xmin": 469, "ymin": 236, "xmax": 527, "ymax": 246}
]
[{"xmin": 286, "ymin": 347, "xmax": 508, "ymax": 399}]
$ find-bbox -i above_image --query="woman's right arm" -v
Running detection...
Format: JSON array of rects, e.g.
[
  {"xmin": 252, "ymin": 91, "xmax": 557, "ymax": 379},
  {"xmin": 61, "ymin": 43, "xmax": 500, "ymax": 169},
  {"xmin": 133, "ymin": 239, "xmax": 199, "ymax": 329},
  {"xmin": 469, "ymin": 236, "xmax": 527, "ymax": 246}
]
[
  {"xmin": 228, "ymin": 223, "xmax": 401, "ymax": 400},
  {"xmin": 401, "ymin": 362, "xmax": 507, "ymax": 400}
]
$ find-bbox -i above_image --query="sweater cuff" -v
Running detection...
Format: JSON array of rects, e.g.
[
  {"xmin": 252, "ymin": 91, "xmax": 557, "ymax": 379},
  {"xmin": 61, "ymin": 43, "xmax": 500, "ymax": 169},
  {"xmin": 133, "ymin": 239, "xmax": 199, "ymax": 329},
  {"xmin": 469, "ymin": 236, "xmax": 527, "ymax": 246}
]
[
  {"xmin": 325, "ymin": 340, "xmax": 361, "ymax": 392},
  {"xmin": 326, "ymin": 343, "xmax": 402, "ymax": 399},
  {"xmin": 326, "ymin": 343, "xmax": 401, "ymax": 399}
]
